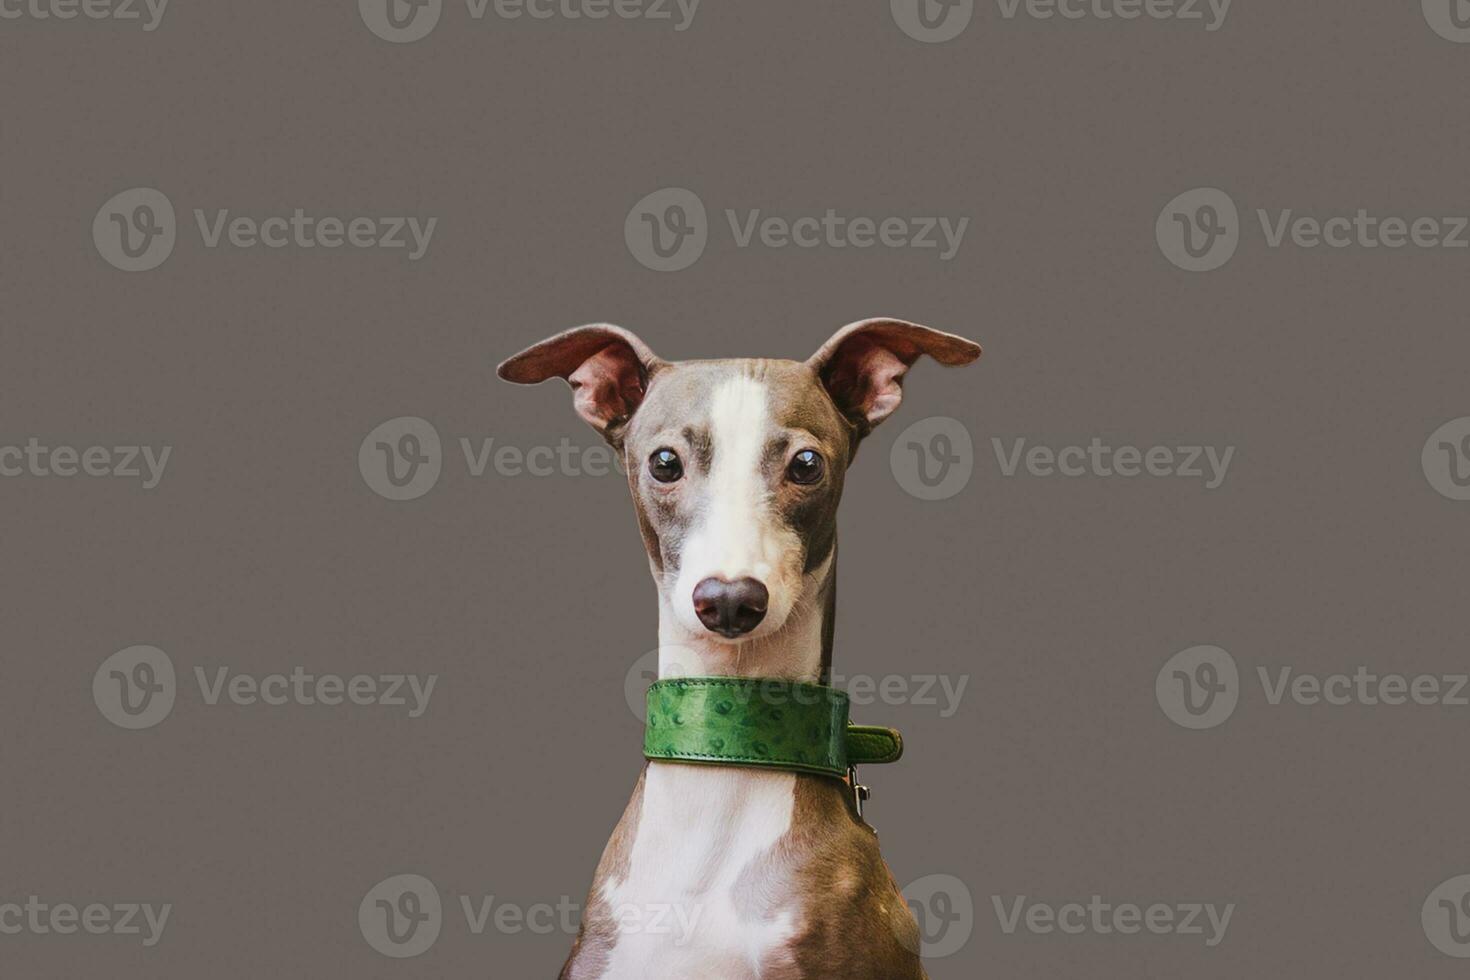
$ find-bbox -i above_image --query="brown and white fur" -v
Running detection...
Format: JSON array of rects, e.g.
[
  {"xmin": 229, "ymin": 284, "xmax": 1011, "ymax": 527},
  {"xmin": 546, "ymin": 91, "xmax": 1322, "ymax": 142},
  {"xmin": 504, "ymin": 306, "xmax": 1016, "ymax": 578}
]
[{"xmin": 498, "ymin": 318, "xmax": 982, "ymax": 980}]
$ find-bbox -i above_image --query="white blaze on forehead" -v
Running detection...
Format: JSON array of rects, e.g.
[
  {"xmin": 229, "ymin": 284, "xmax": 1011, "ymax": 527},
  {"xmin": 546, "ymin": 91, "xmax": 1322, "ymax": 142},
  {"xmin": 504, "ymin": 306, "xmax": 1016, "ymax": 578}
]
[
  {"xmin": 701, "ymin": 374, "xmax": 773, "ymax": 581},
  {"xmin": 668, "ymin": 371, "xmax": 805, "ymax": 644}
]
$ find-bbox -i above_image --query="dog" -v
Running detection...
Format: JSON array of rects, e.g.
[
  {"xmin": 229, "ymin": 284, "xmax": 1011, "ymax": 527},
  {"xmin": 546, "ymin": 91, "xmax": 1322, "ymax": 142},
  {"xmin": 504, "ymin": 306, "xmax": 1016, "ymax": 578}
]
[{"xmin": 499, "ymin": 317, "xmax": 981, "ymax": 979}]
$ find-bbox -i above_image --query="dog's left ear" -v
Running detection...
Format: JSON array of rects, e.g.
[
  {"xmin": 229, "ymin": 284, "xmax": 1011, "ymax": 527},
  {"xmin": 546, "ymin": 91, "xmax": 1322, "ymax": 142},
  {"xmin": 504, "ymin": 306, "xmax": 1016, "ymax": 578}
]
[
  {"xmin": 807, "ymin": 318, "xmax": 981, "ymax": 436},
  {"xmin": 497, "ymin": 324, "xmax": 662, "ymax": 444}
]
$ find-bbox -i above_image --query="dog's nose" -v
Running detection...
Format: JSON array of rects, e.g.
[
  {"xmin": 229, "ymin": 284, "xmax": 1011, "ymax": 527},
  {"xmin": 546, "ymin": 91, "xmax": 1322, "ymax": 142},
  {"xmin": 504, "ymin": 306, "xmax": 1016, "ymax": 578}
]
[{"xmin": 692, "ymin": 577, "xmax": 769, "ymax": 637}]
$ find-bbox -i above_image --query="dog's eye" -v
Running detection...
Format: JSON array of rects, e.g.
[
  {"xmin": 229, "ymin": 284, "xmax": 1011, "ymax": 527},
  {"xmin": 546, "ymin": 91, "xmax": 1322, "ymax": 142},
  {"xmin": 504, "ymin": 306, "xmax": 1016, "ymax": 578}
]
[
  {"xmin": 787, "ymin": 449, "xmax": 825, "ymax": 485},
  {"xmin": 648, "ymin": 448, "xmax": 683, "ymax": 483}
]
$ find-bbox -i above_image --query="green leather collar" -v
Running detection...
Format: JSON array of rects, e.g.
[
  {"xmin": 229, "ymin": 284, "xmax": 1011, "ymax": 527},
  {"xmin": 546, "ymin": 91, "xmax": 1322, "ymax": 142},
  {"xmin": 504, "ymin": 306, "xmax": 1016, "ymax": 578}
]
[{"xmin": 643, "ymin": 677, "xmax": 904, "ymax": 780}]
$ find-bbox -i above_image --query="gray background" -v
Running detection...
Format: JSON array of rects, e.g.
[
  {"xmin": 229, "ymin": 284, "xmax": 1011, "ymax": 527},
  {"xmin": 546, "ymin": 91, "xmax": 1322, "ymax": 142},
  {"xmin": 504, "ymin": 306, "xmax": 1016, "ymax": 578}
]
[{"xmin": 3, "ymin": 1, "xmax": 1469, "ymax": 976}]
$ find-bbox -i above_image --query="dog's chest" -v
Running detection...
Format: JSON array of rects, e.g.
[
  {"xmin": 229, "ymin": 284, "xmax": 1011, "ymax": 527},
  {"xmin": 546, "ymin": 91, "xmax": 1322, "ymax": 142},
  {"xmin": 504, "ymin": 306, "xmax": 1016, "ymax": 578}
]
[{"xmin": 595, "ymin": 765, "xmax": 805, "ymax": 979}]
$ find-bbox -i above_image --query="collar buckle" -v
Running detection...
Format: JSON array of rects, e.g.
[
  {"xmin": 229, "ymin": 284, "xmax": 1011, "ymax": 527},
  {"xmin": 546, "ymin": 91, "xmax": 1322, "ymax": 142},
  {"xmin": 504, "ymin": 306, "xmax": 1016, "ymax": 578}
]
[{"xmin": 847, "ymin": 765, "xmax": 871, "ymax": 821}]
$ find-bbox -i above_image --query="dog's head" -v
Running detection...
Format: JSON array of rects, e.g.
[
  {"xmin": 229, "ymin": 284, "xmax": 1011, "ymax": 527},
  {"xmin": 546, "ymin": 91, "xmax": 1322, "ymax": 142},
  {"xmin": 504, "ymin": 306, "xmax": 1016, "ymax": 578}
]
[{"xmin": 499, "ymin": 319, "xmax": 980, "ymax": 650}]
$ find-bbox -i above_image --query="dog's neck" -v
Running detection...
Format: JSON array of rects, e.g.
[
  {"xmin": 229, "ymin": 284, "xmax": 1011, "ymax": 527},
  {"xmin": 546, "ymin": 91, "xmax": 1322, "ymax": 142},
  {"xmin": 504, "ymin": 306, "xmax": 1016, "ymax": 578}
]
[{"xmin": 654, "ymin": 553, "xmax": 836, "ymax": 684}]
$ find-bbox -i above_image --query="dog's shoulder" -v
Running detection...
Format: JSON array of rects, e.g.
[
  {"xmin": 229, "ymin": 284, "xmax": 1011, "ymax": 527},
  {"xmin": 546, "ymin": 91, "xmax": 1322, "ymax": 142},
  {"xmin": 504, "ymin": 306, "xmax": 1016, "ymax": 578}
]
[{"xmin": 763, "ymin": 776, "xmax": 927, "ymax": 980}]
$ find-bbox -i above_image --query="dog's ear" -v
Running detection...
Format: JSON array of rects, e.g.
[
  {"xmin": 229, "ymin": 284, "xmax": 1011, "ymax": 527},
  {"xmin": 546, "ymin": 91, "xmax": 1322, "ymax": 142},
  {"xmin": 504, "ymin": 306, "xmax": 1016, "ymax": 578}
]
[
  {"xmin": 807, "ymin": 318, "xmax": 981, "ymax": 435},
  {"xmin": 498, "ymin": 324, "xmax": 662, "ymax": 442}
]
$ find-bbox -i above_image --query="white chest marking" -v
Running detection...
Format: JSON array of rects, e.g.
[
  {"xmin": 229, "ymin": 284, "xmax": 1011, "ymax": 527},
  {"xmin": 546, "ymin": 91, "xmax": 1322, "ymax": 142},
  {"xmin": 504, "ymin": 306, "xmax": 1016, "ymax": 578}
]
[{"xmin": 597, "ymin": 764, "xmax": 800, "ymax": 979}]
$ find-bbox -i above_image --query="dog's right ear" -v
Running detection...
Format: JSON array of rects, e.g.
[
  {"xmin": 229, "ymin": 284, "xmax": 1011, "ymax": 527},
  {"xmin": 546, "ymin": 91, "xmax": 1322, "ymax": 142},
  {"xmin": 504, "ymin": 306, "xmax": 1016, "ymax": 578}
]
[{"xmin": 497, "ymin": 324, "xmax": 662, "ymax": 442}]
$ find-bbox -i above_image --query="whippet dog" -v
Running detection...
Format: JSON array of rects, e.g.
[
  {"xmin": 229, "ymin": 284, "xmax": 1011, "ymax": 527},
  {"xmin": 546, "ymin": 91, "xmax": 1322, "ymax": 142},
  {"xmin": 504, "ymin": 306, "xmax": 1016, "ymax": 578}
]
[{"xmin": 499, "ymin": 318, "xmax": 981, "ymax": 979}]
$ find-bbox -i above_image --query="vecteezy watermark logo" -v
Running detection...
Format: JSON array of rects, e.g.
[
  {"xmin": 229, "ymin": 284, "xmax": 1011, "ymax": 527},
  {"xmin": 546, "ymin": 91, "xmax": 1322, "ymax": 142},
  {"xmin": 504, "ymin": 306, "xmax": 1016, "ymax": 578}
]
[
  {"xmin": 1161, "ymin": 651, "xmax": 1470, "ymax": 730},
  {"xmin": 1156, "ymin": 187, "xmax": 1240, "ymax": 272},
  {"xmin": 624, "ymin": 187, "xmax": 970, "ymax": 271},
  {"xmin": 359, "ymin": 417, "xmax": 443, "ymax": 501},
  {"xmin": 624, "ymin": 648, "xmax": 971, "ymax": 722},
  {"xmin": 359, "ymin": 0, "xmax": 444, "ymax": 42},
  {"xmin": 362, "ymin": 419, "xmax": 632, "ymax": 500},
  {"xmin": 899, "ymin": 874, "xmax": 975, "ymax": 959},
  {"xmin": 993, "ymin": 437, "xmax": 1235, "ymax": 489},
  {"xmin": 1424, "ymin": 874, "xmax": 1470, "ymax": 957},
  {"xmin": 1256, "ymin": 666, "xmax": 1470, "ymax": 708},
  {"xmin": 893, "ymin": 0, "xmax": 1230, "ymax": 41},
  {"xmin": 625, "ymin": 187, "xmax": 708, "ymax": 272},
  {"xmin": 891, "ymin": 0, "xmax": 974, "ymax": 43},
  {"xmin": 360, "ymin": 0, "xmax": 700, "ymax": 41},
  {"xmin": 1156, "ymin": 645, "xmax": 1239, "ymax": 730},
  {"xmin": 93, "ymin": 188, "xmax": 177, "ymax": 272},
  {"xmin": 993, "ymin": 0, "xmax": 1231, "ymax": 29},
  {"xmin": 93, "ymin": 187, "xmax": 437, "ymax": 271},
  {"xmin": 1422, "ymin": 417, "xmax": 1470, "ymax": 501},
  {"xmin": 890, "ymin": 416, "xmax": 974, "ymax": 501},
  {"xmin": 360, "ymin": 874, "xmax": 443, "ymax": 958},
  {"xmin": 993, "ymin": 895, "xmax": 1235, "ymax": 946},
  {"xmin": 1424, "ymin": 0, "xmax": 1470, "ymax": 43},
  {"xmin": 896, "ymin": 427, "xmax": 1233, "ymax": 498},
  {"xmin": 1159, "ymin": 187, "xmax": 1470, "ymax": 272},
  {"xmin": 0, "ymin": 0, "xmax": 169, "ymax": 29},
  {"xmin": 93, "ymin": 646, "xmax": 177, "ymax": 730},
  {"xmin": 92, "ymin": 647, "xmax": 438, "ymax": 729},
  {"xmin": 0, "ymin": 897, "xmax": 172, "ymax": 947},
  {"xmin": 624, "ymin": 647, "xmax": 680, "ymax": 722},
  {"xmin": 359, "ymin": 873, "xmax": 700, "ymax": 956},
  {"xmin": 0, "ymin": 438, "xmax": 172, "ymax": 489}
]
